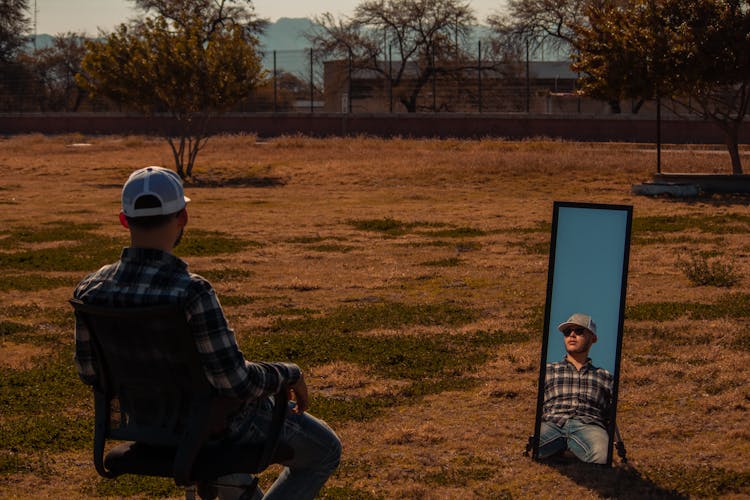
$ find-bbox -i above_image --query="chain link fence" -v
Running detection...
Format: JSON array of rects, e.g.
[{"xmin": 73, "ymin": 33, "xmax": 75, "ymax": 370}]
[{"xmin": 0, "ymin": 47, "xmax": 677, "ymax": 117}]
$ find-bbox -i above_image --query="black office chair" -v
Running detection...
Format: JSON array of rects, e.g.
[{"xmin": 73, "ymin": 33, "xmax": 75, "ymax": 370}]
[{"xmin": 70, "ymin": 299, "xmax": 292, "ymax": 499}]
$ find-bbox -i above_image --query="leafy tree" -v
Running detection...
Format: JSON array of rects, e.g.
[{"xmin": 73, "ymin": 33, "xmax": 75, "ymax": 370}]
[
  {"xmin": 487, "ymin": 0, "xmax": 629, "ymax": 112},
  {"xmin": 0, "ymin": 0, "xmax": 29, "ymax": 62},
  {"xmin": 78, "ymin": 1, "xmax": 265, "ymax": 180},
  {"xmin": 573, "ymin": 0, "xmax": 750, "ymax": 174},
  {"xmin": 0, "ymin": 0, "xmax": 31, "ymax": 106},
  {"xmin": 309, "ymin": 0, "xmax": 476, "ymax": 113}
]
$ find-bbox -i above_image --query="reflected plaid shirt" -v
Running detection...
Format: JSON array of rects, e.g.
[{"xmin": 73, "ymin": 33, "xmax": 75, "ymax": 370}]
[
  {"xmin": 73, "ymin": 247, "xmax": 300, "ymax": 400},
  {"xmin": 543, "ymin": 357, "xmax": 613, "ymax": 429}
]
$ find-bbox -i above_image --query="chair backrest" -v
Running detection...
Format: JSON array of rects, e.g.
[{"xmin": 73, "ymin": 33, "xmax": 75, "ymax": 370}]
[
  {"xmin": 70, "ymin": 299, "xmax": 285, "ymax": 485},
  {"xmin": 72, "ymin": 299, "xmax": 213, "ymax": 445}
]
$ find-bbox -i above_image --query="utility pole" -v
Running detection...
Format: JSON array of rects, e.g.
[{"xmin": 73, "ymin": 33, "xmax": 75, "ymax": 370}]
[{"xmin": 33, "ymin": 0, "xmax": 38, "ymax": 49}]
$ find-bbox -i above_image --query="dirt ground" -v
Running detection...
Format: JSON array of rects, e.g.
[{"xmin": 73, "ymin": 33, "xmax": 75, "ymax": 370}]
[{"xmin": 1, "ymin": 134, "xmax": 749, "ymax": 499}]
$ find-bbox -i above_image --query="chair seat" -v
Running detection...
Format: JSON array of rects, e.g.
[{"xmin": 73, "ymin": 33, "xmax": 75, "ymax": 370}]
[{"xmin": 104, "ymin": 441, "xmax": 295, "ymax": 481}]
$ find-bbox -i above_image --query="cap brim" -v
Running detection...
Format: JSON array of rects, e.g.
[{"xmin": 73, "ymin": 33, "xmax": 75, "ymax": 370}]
[{"xmin": 557, "ymin": 321, "xmax": 594, "ymax": 335}]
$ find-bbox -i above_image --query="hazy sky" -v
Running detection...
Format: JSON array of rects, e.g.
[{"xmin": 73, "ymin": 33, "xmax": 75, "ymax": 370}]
[{"xmin": 34, "ymin": 1, "xmax": 507, "ymax": 36}]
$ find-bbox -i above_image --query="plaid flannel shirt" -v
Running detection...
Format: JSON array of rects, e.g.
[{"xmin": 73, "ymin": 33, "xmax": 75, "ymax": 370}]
[
  {"xmin": 542, "ymin": 357, "xmax": 613, "ymax": 429},
  {"xmin": 73, "ymin": 247, "xmax": 300, "ymax": 401}
]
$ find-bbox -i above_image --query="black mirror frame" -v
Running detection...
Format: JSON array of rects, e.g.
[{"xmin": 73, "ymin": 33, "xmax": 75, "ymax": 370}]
[{"xmin": 530, "ymin": 201, "xmax": 633, "ymax": 466}]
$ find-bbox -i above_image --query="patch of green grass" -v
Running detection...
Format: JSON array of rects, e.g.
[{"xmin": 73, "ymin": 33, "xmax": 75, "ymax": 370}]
[
  {"xmin": 0, "ymin": 451, "xmax": 49, "ymax": 475},
  {"xmin": 286, "ymin": 236, "xmax": 327, "ymax": 244},
  {"xmin": 0, "ymin": 222, "xmax": 100, "ymax": 249},
  {"xmin": 348, "ymin": 217, "xmax": 409, "ymax": 236},
  {"xmin": 0, "ymin": 351, "xmax": 92, "ymax": 453},
  {"xmin": 0, "ymin": 237, "xmax": 123, "ymax": 271},
  {"xmin": 0, "ymin": 274, "xmax": 75, "ymax": 292},
  {"xmin": 269, "ymin": 302, "xmax": 478, "ymax": 336},
  {"xmin": 420, "ymin": 257, "xmax": 462, "ymax": 267},
  {"xmin": 423, "ymin": 457, "xmax": 495, "ymax": 487},
  {"xmin": 196, "ymin": 267, "xmax": 253, "ymax": 282},
  {"xmin": 254, "ymin": 306, "xmax": 318, "ymax": 317},
  {"xmin": 626, "ymin": 293, "xmax": 750, "ymax": 321},
  {"xmin": 421, "ymin": 227, "xmax": 486, "ymax": 238},
  {"xmin": 176, "ymin": 229, "xmax": 259, "ymax": 257},
  {"xmin": 243, "ymin": 325, "xmax": 523, "ymax": 386},
  {"xmin": 319, "ymin": 485, "xmax": 382, "ymax": 500},
  {"xmin": 308, "ymin": 244, "xmax": 356, "ymax": 253},
  {"xmin": 522, "ymin": 305, "xmax": 545, "ymax": 336},
  {"xmin": 0, "ymin": 320, "xmax": 34, "ymax": 338},
  {"xmin": 640, "ymin": 326, "xmax": 711, "ymax": 346},
  {"xmin": 455, "ymin": 241, "xmax": 482, "ymax": 252},
  {"xmin": 89, "ymin": 475, "xmax": 181, "ymax": 498},
  {"xmin": 348, "ymin": 218, "xmax": 451, "ymax": 237},
  {"xmin": 0, "ymin": 224, "xmax": 256, "ymax": 271},
  {"xmin": 646, "ymin": 465, "xmax": 750, "ymax": 497},
  {"xmin": 502, "ymin": 221, "xmax": 551, "ymax": 234},
  {"xmin": 218, "ymin": 294, "xmax": 258, "ymax": 307},
  {"xmin": 0, "ymin": 304, "xmax": 73, "ymax": 332},
  {"xmin": 634, "ymin": 214, "xmax": 750, "ymax": 234},
  {"xmin": 633, "ymin": 235, "xmax": 724, "ymax": 245},
  {"xmin": 398, "ymin": 240, "xmax": 454, "ymax": 248},
  {"xmin": 678, "ymin": 253, "xmax": 739, "ymax": 287},
  {"xmin": 626, "ymin": 302, "xmax": 689, "ymax": 321},
  {"xmin": 311, "ymin": 394, "xmax": 398, "ymax": 423}
]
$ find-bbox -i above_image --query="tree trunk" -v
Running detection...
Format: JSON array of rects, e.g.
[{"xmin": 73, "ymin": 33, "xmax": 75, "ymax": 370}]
[
  {"xmin": 726, "ymin": 126, "xmax": 743, "ymax": 174},
  {"xmin": 402, "ymin": 96, "xmax": 417, "ymax": 113}
]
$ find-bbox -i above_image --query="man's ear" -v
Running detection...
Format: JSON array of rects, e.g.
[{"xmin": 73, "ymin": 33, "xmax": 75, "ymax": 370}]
[
  {"xmin": 177, "ymin": 208, "xmax": 188, "ymax": 227},
  {"xmin": 119, "ymin": 212, "xmax": 130, "ymax": 229},
  {"xmin": 591, "ymin": 333, "xmax": 598, "ymax": 344}
]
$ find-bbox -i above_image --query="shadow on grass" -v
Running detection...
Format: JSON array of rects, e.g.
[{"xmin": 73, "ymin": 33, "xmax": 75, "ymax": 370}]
[
  {"xmin": 188, "ymin": 175, "xmax": 287, "ymax": 188},
  {"xmin": 539, "ymin": 460, "xmax": 686, "ymax": 499}
]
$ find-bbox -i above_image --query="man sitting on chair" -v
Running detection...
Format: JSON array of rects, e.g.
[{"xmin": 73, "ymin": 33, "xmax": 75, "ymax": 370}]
[
  {"xmin": 538, "ymin": 313, "xmax": 613, "ymax": 464},
  {"xmin": 73, "ymin": 166, "xmax": 341, "ymax": 499}
]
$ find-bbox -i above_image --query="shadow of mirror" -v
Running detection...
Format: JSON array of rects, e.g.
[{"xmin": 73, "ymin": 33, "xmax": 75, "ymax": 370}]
[
  {"xmin": 541, "ymin": 461, "xmax": 688, "ymax": 499},
  {"xmin": 530, "ymin": 202, "xmax": 633, "ymax": 467}
]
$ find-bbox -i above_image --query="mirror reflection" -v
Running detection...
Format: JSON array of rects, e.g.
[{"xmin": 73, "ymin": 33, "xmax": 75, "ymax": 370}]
[{"xmin": 532, "ymin": 203, "xmax": 632, "ymax": 466}]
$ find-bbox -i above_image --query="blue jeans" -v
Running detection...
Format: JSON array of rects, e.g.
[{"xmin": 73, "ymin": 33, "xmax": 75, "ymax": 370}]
[
  {"xmin": 538, "ymin": 419, "xmax": 609, "ymax": 464},
  {"xmin": 232, "ymin": 399, "xmax": 342, "ymax": 499}
]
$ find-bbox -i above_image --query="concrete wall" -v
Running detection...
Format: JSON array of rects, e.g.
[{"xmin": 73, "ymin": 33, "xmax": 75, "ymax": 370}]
[{"xmin": 1, "ymin": 112, "xmax": 746, "ymax": 144}]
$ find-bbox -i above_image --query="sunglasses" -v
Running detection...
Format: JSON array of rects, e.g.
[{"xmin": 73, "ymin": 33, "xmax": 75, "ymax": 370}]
[{"xmin": 563, "ymin": 327, "xmax": 587, "ymax": 337}]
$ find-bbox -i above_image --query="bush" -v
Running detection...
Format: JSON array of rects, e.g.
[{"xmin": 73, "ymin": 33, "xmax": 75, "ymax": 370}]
[{"xmin": 678, "ymin": 253, "xmax": 739, "ymax": 287}]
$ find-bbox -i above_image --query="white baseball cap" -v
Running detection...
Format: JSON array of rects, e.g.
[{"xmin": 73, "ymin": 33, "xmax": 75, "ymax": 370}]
[
  {"xmin": 558, "ymin": 313, "xmax": 597, "ymax": 336},
  {"xmin": 121, "ymin": 166, "xmax": 190, "ymax": 218}
]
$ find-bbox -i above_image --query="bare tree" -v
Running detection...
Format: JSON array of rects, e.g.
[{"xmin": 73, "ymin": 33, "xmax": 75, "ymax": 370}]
[
  {"xmin": 130, "ymin": 0, "xmax": 268, "ymax": 36},
  {"xmin": 21, "ymin": 33, "xmax": 88, "ymax": 111},
  {"xmin": 309, "ymin": 0, "xmax": 476, "ymax": 112}
]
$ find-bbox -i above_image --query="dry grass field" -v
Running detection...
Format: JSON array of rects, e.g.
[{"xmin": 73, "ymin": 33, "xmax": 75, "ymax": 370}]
[{"xmin": 1, "ymin": 133, "xmax": 750, "ymax": 499}]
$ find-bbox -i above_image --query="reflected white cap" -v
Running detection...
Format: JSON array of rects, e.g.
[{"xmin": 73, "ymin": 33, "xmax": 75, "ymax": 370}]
[{"xmin": 558, "ymin": 313, "xmax": 597, "ymax": 336}]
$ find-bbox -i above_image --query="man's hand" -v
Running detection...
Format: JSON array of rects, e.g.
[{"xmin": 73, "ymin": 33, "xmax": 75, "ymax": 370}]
[{"xmin": 289, "ymin": 373, "xmax": 309, "ymax": 414}]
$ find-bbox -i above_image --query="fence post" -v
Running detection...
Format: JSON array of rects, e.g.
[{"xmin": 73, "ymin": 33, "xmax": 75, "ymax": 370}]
[
  {"xmin": 389, "ymin": 45, "xmax": 393, "ymax": 113},
  {"xmin": 310, "ymin": 48, "xmax": 314, "ymax": 113},
  {"xmin": 525, "ymin": 39, "xmax": 530, "ymax": 113},
  {"xmin": 478, "ymin": 40, "xmax": 482, "ymax": 113},
  {"xmin": 273, "ymin": 50, "xmax": 277, "ymax": 112},
  {"xmin": 348, "ymin": 50, "xmax": 352, "ymax": 113},
  {"xmin": 432, "ymin": 51, "xmax": 436, "ymax": 112}
]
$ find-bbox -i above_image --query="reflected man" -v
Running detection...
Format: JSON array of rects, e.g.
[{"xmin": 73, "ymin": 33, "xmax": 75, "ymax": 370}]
[{"xmin": 539, "ymin": 313, "xmax": 613, "ymax": 464}]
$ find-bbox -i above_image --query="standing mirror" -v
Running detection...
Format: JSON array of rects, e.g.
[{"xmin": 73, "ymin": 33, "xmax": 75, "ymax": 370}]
[{"xmin": 531, "ymin": 202, "xmax": 632, "ymax": 466}]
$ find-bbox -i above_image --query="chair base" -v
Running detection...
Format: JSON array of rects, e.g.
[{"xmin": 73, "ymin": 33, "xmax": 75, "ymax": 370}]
[{"xmin": 103, "ymin": 441, "xmax": 294, "ymax": 482}]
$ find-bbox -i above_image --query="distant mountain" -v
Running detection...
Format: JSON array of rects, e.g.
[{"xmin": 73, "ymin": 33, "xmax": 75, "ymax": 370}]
[{"xmin": 24, "ymin": 33, "xmax": 54, "ymax": 50}]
